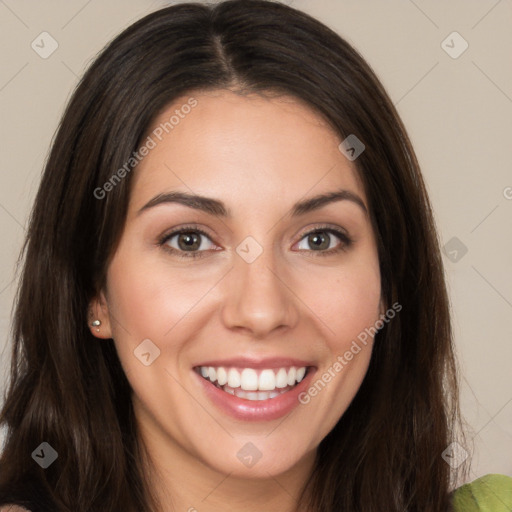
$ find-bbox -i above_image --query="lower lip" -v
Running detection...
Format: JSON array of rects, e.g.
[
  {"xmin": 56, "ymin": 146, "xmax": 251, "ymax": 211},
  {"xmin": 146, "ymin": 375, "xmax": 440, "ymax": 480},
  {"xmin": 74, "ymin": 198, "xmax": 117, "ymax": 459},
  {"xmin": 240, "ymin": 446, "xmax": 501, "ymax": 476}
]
[{"xmin": 194, "ymin": 369, "xmax": 316, "ymax": 421}]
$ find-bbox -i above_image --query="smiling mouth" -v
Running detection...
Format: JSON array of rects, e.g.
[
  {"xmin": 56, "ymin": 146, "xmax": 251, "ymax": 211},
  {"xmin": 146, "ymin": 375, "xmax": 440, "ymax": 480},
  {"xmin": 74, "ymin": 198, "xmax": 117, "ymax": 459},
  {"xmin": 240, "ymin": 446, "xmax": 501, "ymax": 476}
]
[{"xmin": 194, "ymin": 365, "xmax": 311, "ymax": 401}]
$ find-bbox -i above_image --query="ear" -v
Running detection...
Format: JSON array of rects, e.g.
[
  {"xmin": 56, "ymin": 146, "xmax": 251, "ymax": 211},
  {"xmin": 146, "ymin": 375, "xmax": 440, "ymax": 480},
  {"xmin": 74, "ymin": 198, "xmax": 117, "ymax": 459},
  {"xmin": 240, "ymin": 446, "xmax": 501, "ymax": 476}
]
[{"xmin": 88, "ymin": 290, "xmax": 113, "ymax": 340}]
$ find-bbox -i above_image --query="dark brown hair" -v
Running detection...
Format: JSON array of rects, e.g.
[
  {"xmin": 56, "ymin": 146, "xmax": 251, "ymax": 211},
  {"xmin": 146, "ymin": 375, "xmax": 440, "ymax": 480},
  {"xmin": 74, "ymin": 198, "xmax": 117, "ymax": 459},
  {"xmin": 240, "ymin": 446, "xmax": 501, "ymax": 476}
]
[{"xmin": 0, "ymin": 1, "xmax": 466, "ymax": 510}]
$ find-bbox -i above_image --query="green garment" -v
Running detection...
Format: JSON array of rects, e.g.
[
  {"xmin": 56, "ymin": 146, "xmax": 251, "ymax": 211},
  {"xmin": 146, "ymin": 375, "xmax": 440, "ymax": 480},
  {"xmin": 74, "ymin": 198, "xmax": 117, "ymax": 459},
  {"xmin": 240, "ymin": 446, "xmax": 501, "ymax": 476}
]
[{"xmin": 452, "ymin": 474, "xmax": 512, "ymax": 511}]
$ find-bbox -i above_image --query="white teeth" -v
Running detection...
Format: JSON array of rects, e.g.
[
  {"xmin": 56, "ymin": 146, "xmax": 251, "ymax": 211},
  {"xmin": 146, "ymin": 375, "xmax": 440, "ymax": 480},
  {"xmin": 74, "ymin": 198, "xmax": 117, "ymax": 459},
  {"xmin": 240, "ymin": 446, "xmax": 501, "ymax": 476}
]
[
  {"xmin": 296, "ymin": 367, "xmax": 306, "ymax": 382},
  {"xmin": 227, "ymin": 368, "xmax": 241, "ymax": 388},
  {"xmin": 287, "ymin": 367, "xmax": 297, "ymax": 386},
  {"xmin": 258, "ymin": 369, "xmax": 276, "ymax": 390},
  {"xmin": 221, "ymin": 386, "xmax": 290, "ymax": 401},
  {"xmin": 198, "ymin": 365, "xmax": 309, "ymax": 393},
  {"xmin": 234, "ymin": 389, "xmax": 247, "ymax": 399},
  {"xmin": 275, "ymin": 368, "xmax": 288, "ymax": 388},
  {"xmin": 216, "ymin": 367, "xmax": 227, "ymax": 386},
  {"xmin": 240, "ymin": 368, "xmax": 258, "ymax": 391}
]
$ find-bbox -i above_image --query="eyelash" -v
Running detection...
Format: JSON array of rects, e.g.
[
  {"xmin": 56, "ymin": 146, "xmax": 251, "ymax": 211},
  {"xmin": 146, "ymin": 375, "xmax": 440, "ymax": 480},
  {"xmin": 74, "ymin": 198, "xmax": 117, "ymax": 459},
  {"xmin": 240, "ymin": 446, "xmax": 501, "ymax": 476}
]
[{"xmin": 157, "ymin": 224, "xmax": 353, "ymax": 260}]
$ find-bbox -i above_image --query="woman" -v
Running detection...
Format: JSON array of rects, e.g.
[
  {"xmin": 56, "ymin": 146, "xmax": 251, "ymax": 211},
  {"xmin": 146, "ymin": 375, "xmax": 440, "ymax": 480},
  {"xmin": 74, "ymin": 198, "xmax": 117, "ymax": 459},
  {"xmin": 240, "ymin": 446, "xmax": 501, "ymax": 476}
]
[{"xmin": 0, "ymin": 1, "xmax": 510, "ymax": 511}]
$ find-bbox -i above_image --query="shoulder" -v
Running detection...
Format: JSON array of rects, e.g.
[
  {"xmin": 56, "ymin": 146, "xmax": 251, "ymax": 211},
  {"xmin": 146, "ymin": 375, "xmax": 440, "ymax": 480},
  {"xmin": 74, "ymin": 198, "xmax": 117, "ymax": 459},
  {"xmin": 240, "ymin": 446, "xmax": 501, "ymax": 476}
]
[
  {"xmin": 0, "ymin": 507, "xmax": 31, "ymax": 512},
  {"xmin": 452, "ymin": 473, "xmax": 512, "ymax": 512}
]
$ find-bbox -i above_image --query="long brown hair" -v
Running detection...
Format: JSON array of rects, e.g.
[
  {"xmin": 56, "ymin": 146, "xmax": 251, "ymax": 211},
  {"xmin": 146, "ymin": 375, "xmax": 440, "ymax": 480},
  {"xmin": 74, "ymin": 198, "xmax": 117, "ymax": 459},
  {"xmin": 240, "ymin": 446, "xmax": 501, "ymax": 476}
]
[{"xmin": 0, "ymin": 1, "xmax": 467, "ymax": 510}]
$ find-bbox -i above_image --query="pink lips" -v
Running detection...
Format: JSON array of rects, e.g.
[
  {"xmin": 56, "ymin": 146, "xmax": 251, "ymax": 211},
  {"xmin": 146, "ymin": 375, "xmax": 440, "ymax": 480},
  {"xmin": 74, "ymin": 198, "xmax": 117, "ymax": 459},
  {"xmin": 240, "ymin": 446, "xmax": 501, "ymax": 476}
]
[{"xmin": 192, "ymin": 357, "xmax": 316, "ymax": 421}]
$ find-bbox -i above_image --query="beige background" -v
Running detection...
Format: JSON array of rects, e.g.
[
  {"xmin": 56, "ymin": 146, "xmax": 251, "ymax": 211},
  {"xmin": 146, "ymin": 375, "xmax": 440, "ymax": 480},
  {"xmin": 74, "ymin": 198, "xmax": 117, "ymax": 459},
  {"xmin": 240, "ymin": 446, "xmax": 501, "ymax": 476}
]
[{"xmin": 0, "ymin": 0, "xmax": 511, "ymax": 484}]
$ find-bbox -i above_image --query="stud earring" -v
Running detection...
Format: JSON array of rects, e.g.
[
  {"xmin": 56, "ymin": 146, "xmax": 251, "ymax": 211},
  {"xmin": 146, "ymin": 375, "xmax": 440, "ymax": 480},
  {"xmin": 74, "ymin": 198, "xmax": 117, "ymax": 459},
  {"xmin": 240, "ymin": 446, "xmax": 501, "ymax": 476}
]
[{"xmin": 91, "ymin": 319, "xmax": 101, "ymax": 332}]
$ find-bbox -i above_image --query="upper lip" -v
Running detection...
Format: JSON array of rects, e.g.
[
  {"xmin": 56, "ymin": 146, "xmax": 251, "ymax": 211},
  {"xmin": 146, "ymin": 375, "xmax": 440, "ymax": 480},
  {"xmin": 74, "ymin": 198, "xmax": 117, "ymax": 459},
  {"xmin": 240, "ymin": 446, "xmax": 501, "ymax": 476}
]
[{"xmin": 193, "ymin": 356, "xmax": 315, "ymax": 369}]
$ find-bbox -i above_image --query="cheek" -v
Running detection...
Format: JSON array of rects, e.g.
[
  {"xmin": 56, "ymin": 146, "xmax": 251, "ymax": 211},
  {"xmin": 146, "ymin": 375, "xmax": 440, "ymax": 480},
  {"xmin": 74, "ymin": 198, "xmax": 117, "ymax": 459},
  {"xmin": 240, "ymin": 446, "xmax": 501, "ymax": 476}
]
[
  {"xmin": 304, "ymin": 257, "xmax": 382, "ymax": 349},
  {"xmin": 296, "ymin": 261, "xmax": 381, "ymax": 436},
  {"xmin": 104, "ymin": 252, "xmax": 228, "ymax": 391},
  {"xmin": 106, "ymin": 253, "xmax": 212, "ymax": 341}
]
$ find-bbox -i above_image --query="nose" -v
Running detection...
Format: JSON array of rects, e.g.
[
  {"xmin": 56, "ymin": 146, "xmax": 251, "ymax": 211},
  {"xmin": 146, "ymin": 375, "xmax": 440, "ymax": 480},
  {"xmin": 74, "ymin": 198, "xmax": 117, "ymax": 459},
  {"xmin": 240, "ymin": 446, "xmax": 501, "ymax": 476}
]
[{"xmin": 220, "ymin": 241, "xmax": 300, "ymax": 339}]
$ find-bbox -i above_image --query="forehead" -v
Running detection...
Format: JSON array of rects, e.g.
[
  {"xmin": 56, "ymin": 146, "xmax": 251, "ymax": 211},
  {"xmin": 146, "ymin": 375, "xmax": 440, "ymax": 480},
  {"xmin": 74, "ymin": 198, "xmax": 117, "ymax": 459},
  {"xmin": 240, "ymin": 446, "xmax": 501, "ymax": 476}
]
[{"xmin": 129, "ymin": 90, "xmax": 366, "ymax": 214}]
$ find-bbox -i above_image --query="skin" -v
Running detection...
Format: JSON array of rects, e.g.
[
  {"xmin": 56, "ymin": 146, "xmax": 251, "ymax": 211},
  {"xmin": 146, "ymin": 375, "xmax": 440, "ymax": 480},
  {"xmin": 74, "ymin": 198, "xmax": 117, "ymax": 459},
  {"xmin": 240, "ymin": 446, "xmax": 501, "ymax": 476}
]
[{"xmin": 90, "ymin": 89, "xmax": 384, "ymax": 512}]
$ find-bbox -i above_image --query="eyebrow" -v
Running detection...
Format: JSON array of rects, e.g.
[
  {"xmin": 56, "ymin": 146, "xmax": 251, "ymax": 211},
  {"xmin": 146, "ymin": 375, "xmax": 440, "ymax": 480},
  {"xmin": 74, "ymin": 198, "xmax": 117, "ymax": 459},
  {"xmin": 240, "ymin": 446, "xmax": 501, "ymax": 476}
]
[{"xmin": 137, "ymin": 188, "xmax": 367, "ymax": 218}]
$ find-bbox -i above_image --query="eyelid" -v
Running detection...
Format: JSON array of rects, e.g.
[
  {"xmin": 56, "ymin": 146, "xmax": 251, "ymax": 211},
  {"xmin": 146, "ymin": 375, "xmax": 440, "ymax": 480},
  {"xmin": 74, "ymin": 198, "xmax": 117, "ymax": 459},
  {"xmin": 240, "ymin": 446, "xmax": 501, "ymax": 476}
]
[
  {"xmin": 295, "ymin": 223, "xmax": 350, "ymax": 241},
  {"xmin": 158, "ymin": 224, "xmax": 214, "ymax": 243}
]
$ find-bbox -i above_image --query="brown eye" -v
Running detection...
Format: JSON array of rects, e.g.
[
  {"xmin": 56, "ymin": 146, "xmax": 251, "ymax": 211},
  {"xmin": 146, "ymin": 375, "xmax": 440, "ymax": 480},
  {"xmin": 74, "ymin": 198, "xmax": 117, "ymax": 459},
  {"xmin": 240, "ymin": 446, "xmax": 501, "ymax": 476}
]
[
  {"xmin": 176, "ymin": 232, "xmax": 202, "ymax": 251},
  {"xmin": 295, "ymin": 227, "xmax": 352, "ymax": 255},
  {"xmin": 306, "ymin": 232, "xmax": 331, "ymax": 251},
  {"xmin": 159, "ymin": 226, "xmax": 216, "ymax": 259}
]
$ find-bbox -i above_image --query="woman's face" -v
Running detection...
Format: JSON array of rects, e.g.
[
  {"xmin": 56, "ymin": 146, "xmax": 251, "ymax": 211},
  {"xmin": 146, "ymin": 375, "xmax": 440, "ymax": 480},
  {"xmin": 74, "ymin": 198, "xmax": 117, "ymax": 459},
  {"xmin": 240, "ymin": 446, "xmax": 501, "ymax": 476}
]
[{"xmin": 91, "ymin": 90, "xmax": 383, "ymax": 479}]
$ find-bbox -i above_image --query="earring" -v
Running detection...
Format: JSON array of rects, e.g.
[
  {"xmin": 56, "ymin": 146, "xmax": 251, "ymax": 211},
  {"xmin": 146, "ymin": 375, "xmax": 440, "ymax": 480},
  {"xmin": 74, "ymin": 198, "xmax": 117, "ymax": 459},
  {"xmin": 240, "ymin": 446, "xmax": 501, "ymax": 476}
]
[{"xmin": 91, "ymin": 319, "xmax": 101, "ymax": 332}]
